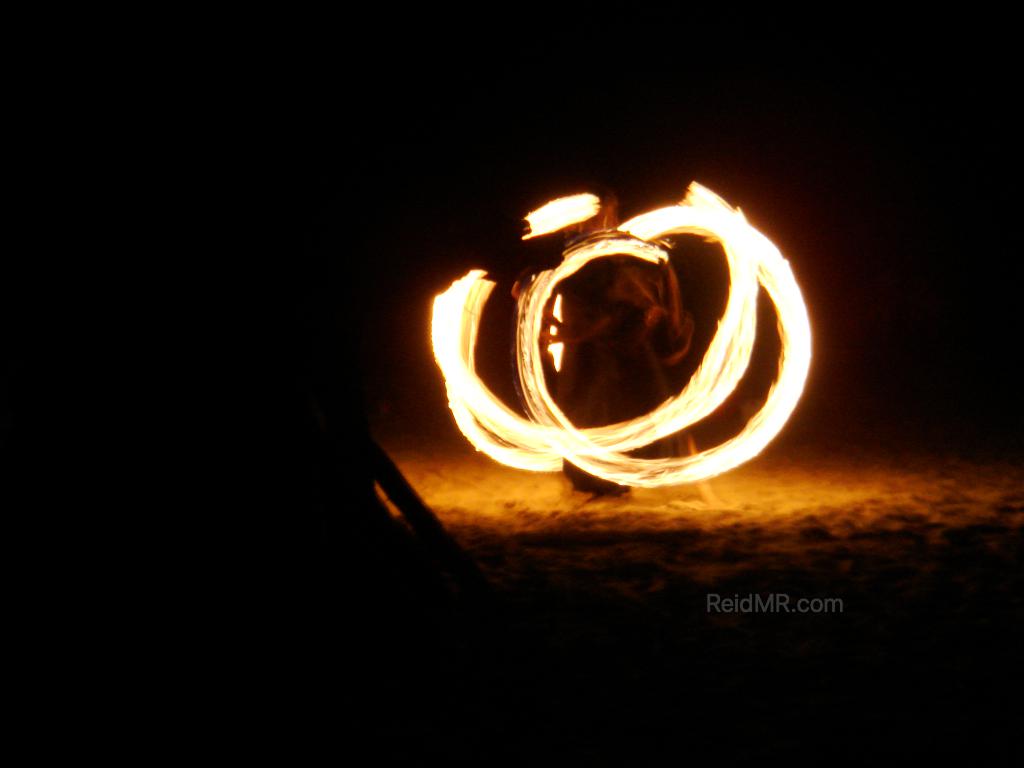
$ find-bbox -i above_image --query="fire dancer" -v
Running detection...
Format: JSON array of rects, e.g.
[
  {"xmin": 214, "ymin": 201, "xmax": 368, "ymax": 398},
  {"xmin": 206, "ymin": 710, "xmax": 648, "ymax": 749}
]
[
  {"xmin": 433, "ymin": 182, "xmax": 810, "ymax": 490},
  {"xmin": 526, "ymin": 194, "xmax": 696, "ymax": 495},
  {"xmin": 552, "ymin": 251, "xmax": 695, "ymax": 495}
]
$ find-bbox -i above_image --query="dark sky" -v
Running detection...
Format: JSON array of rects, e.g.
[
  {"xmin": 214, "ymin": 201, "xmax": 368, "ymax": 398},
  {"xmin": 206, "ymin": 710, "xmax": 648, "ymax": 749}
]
[
  {"xmin": 190, "ymin": 31, "xmax": 1024, "ymax": 763},
  {"xmin": 278, "ymin": 40, "xmax": 1022, "ymax": 454}
]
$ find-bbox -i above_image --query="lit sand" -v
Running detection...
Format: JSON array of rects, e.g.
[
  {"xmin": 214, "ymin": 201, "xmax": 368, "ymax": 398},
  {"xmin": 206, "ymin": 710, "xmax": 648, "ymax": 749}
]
[{"xmin": 381, "ymin": 434, "xmax": 1024, "ymax": 592}]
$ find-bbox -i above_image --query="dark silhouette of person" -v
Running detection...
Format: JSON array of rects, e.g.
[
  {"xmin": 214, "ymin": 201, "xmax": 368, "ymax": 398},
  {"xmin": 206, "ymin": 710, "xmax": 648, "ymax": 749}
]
[
  {"xmin": 552, "ymin": 252, "xmax": 694, "ymax": 495},
  {"xmin": 513, "ymin": 192, "xmax": 695, "ymax": 496}
]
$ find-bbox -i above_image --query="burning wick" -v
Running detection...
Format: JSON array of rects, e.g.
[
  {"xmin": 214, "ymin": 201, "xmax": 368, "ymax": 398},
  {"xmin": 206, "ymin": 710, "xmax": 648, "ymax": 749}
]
[{"xmin": 431, "ymin": 182, "xmax": 812, "ymax": 487}]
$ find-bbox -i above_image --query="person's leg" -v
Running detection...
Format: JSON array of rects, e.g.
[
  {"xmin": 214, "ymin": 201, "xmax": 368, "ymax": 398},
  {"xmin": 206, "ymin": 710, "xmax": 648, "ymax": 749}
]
[{"xmin": 559, "ymin": 341, "xmax": 630, "ymax": 496}]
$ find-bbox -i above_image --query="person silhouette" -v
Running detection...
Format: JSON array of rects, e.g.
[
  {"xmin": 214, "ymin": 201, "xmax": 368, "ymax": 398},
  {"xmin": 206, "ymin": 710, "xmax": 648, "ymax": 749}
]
[{"xmin": 516, "ymin": 193, "xmax": 695, "ymax": 496}]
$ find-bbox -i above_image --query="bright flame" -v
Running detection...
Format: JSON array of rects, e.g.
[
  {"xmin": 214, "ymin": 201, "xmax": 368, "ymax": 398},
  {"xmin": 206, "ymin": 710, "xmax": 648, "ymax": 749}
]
[
  {"xmin": 549, "ymin": 341, "xmax": 564, "ymax": 371},
  {"xmin": 431, "ymin": 182, "xmax": 812, "ymax": 487},
  {"xmin": 523, "ymin": 193, "xmax": 601, "ymax": 239},
  {"xmin": 548, "ymin": 294, "xmax": 564, "ymax": 371}
]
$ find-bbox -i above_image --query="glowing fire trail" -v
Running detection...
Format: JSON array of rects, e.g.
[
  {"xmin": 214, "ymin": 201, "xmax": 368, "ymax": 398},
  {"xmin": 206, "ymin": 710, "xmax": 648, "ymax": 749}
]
[
  {"xmin": 522, "ymin": 193, "xmax": 602, "ymax": 239},
  {"xmin": 430, "ymin": 182, "xmax": 811, "ymax": 487}
]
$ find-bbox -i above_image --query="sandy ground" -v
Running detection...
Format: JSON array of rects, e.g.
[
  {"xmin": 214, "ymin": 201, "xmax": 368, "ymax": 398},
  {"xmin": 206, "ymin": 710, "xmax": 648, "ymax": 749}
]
[
  {"xmin": 365, "ymin": 428, "xmax": 1024, "ymax": 762},
  {"xmin": 381, "ymin": 433, "xmax": 1023, "ymax": 593}
]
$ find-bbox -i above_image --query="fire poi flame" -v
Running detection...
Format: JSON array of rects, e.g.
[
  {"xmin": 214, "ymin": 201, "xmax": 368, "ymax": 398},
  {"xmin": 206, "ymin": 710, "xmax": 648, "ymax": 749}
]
[{"xmin": 431, "ymin": 182, "xmax": 812, "ymax": 487}]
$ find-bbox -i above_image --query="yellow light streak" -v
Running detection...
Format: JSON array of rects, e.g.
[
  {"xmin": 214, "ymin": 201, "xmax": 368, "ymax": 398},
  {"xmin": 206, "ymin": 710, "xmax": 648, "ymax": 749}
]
[
  {"xmin": 522, "ymin": 193, "xmax": 602, "ymax": 239},
  {"xmin": 431, "ymin": 182, "xmax": 811, "ymax": 486}
]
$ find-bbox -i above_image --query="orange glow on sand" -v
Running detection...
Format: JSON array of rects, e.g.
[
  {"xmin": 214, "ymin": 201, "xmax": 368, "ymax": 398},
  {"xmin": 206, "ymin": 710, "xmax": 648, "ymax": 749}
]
[{"xmin": 378, "ymin": 436, "xmax": 1023, "ymax": 582}]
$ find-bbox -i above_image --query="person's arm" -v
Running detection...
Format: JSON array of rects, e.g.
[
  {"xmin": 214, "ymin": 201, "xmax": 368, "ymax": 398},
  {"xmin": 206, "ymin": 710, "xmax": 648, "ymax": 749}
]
[
  {"xmin": 659, "ymin": 264, "xmax": 694, "ymax": 365},
  {"xmin": 660, "ymin": 311, "xmax": 694, "ymax": 366}
]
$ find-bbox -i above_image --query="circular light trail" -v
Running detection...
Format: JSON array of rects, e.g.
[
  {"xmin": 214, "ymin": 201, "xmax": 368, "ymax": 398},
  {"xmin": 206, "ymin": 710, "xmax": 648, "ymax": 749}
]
[{"xmin": 431, "ymin": 182, "xmax": 811, "ymax": 487}]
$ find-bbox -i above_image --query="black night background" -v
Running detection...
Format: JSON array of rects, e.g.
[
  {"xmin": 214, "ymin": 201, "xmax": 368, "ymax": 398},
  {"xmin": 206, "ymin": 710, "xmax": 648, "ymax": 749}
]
[{"xmin": 203, "ymin": 31, "xmax": 1022, "ymax": 764}]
